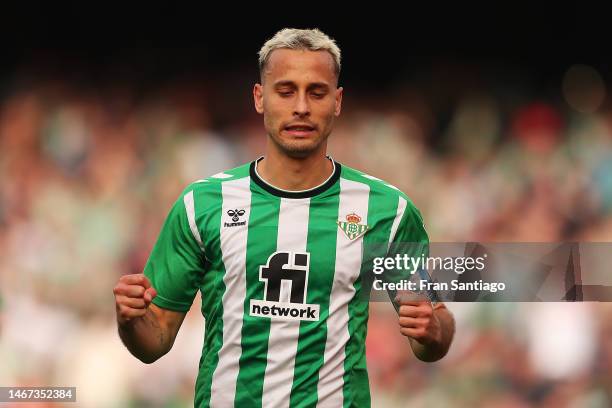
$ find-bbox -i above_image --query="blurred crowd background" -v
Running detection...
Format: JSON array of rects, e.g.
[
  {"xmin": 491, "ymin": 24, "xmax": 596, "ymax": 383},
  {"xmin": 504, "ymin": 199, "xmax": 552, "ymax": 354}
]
[{"xmin": 1, "ymin": 12, "xmax": 612, "ymax": 408}]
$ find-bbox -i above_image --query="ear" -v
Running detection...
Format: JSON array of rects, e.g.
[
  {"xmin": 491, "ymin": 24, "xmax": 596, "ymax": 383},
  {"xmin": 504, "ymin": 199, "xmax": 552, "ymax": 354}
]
[
  {"xmin": 334, "ymin": 86, "xmax": 343, "ymax": 117},
  {"xmin": 253, "ymin": 83, "xmax": 264, "ymax": 114}
]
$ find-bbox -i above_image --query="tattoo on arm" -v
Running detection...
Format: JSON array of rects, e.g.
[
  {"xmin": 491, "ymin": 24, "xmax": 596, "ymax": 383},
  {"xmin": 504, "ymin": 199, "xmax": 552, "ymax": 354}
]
[{"xmin": 144, "ymin": 309, "xmax": 165, "ymax": 347}]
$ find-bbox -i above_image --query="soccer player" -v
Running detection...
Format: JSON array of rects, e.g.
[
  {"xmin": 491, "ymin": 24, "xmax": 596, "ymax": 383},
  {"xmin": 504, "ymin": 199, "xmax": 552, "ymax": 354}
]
[{"xmin": 113, "ymin": 28, "xmax": 455, "ymax": 407}]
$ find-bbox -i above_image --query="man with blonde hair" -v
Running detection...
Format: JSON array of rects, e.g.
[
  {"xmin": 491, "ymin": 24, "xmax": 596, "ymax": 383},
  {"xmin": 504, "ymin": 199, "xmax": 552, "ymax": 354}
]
[{"xmin": 114, "ymin": 27, "xmax": 455, "ymax": 407}]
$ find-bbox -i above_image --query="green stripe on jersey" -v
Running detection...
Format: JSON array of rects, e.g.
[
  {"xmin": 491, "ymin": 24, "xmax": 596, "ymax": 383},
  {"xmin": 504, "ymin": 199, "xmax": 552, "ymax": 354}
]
[
  {"xmin": 289, "ymin": 183, "xmax": 341, "ymax": 407},
  {"xmin": 194, "ymin": 179, "xmax": 226, "ymax": 408},
  {"xmin": 340, "ymin": 168, "xmax": 401, "ymax": 407},
  {"xmin": 234, "ymin": 181, "xmax": 280, "ymax": 406}
]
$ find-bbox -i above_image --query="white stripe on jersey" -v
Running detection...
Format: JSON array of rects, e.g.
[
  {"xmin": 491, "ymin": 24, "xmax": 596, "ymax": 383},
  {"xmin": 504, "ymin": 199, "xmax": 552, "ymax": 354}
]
[
  {"xmin": 388, "ymin": 196, "xmax": 407, "ymax": 250},
  {"xmin": 261, "ymin": 197, "xmax": 311, "ymax": 408},
  {"xmin": 317, "ymin": 178, "xmax": 370, "ymax": 407},
  {"xmin": 210, "ymin": 177, "xmax": 251, "ymax": 407},
  {"xmin": 183, "ymin": 190, "xmax": 204, "ymax": 249}
]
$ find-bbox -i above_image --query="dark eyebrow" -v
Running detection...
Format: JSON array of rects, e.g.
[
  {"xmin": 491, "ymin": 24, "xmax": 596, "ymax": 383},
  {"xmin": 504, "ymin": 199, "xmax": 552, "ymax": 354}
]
[
  {"xmin": 273, "ymin": 81, "xmax": 297, "ymax": 89},
  {"xmin": 272, "ymin": 81, "xmax": 330, "ymax": 91},
  {"xmin": 307, "ymin": 83, "xmax": 330, "ymax": 92}
]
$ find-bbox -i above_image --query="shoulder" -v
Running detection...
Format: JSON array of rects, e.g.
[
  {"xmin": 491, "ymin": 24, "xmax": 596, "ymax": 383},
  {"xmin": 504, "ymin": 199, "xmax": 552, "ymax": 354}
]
[
  {"xmin": 180, "ymin": 161, "xmax": 252, "ymax": 195},
  {"xmin": 338, "ymin": 162, "xmax": 414, "ymax": 205},
  {"xmin": 338, "ymin": 162, "xmax": 426, "ymax": 231}
]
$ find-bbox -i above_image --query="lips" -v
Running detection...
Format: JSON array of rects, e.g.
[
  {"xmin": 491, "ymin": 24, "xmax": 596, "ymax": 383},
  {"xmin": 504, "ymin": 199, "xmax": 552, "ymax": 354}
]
[{"xmin": 283, "ymin": 123, "xmax": 316, "ymax": 137}]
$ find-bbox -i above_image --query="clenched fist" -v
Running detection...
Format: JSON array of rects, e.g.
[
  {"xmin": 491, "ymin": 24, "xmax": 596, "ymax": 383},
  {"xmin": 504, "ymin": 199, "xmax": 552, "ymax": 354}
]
[
  {"xmin": 113, "ymin": 274, "xmax": 158, "ymax": 325},
  {"xmin": 397, "ymin": 294, "xmax": 442, "ymax": 346}
]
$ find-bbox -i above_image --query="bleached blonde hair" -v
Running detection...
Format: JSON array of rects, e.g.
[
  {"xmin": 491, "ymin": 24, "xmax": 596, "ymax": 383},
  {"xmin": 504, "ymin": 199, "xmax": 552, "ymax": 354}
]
[{"xmin": 258, "ymin": 28, "xmax": 341, "ymax": 80}]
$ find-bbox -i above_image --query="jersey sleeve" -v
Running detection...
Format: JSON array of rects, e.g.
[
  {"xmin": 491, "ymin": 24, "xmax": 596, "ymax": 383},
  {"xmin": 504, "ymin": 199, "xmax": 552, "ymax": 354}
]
[
  {"xmin": 143, "ymin": 188, "xmax": 205, "ymax": 312},
  {"xmin": 391, "ymin": 202, "xmax": 429, "ymax": 248},
  {"xmin": 384, "ymin": 201, "xmax": 437, "ymax": 308}
]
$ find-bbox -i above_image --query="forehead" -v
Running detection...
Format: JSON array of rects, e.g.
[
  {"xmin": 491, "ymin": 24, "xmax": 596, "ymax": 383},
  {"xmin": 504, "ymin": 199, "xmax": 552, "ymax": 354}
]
[{"xmin": 263, "ymin": 48, "xmax": 337, "ymax": 85}]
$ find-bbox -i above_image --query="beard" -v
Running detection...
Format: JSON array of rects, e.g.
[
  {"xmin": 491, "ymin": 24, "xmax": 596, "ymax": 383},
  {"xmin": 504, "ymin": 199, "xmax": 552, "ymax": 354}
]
[{"xmin": 267, "ymin": 129, "xmax": 330, "ymax": 159}]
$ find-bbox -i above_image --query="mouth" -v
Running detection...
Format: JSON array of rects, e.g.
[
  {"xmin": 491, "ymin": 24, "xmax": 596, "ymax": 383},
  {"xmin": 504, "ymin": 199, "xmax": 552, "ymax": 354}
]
[{"xmin": 283, "ymin": 123, "xmax": 317, "ymax": 137}]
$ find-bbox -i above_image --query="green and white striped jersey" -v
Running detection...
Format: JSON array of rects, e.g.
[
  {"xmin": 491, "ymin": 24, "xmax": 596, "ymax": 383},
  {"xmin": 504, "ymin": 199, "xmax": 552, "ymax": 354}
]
[{"xmin": 144, "ymin": 157, "xmax": 428, "ymax": 407}]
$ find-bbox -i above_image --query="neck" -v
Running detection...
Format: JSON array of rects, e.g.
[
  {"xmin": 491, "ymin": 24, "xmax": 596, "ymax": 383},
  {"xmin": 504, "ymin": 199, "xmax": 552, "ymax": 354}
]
[{"xmin": 257, "ymin": 144, "xmax": 333, "ymax": 192}]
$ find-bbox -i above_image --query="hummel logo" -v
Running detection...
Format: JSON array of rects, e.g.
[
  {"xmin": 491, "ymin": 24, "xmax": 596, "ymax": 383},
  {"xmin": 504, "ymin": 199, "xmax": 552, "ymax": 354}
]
[
  {"xmin": 227, "ymin": 209, "xmax": 245, "ymax": 222},
  {"xmin": 224, "ymin": 209, "xmax": 246, "ymax": 227}
]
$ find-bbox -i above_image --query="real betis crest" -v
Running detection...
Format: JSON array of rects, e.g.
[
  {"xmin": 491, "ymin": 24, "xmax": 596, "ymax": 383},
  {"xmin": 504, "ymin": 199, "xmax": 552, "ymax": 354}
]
[{"xmin": 337, "ymin": 213, "xmax": 369, "ymax": 240}]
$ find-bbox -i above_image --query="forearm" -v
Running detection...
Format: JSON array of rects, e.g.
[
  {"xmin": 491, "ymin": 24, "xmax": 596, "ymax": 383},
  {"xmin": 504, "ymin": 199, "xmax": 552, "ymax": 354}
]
[
  {"xmin": 410, "ymin": 304, "xmax": 455, "ymax": 362},
  {"xmin": 118, "ymin": 307, "xmax": 172, "ymax": 364}
]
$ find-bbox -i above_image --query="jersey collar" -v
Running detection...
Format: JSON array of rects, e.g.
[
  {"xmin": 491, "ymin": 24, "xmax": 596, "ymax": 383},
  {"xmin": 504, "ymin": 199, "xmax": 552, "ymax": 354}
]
[{"xmin": 250, "ymin": 156, "xmax": 341, "ymax": 199}]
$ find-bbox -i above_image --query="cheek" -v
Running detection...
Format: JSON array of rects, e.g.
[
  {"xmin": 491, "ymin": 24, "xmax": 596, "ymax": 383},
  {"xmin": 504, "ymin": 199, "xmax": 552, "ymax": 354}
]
[
  {"xmin": 262, "ymin": 100, "xmax": 276, "ymax": 121},
  {"xmin": 316, "ymin": 103, "xmax": 337, "ymax": 124},
  {"xmin": 263, "ymin": 103, "xmax": 286, "ymax": 132},
  {"xmin": 318, "ymin": 98, "xmax": 338, "ymax": 116},
  {"xmin": 263, "ymin": 98, "xmax": 286, "ymax": 119}
]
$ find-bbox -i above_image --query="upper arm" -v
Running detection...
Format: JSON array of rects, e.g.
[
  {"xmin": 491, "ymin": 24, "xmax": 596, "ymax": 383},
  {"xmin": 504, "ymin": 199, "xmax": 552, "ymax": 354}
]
[
  {"xmin": 390, "ymin": 200, "xmax": 428, "ymax": 248},
  {"xmin": 386, "ymin": 200, "xmax": 432, "ymax": 310},
  {"xmin": 144, "ymin": 187, "xmax": 206, "ymax": 313}
]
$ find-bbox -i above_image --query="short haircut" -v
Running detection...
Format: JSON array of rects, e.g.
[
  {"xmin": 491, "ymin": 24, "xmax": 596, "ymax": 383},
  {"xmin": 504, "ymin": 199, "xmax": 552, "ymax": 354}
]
[{"xmin": 258, "ymin": 28, "xmax": 341, "ymax": 80}]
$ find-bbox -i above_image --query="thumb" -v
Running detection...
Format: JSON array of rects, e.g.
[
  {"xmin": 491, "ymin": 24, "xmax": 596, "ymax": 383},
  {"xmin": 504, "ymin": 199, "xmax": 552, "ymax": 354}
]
[{"xmin": 144, "ymin": 287, "xmax": 157, "ymax": 305}]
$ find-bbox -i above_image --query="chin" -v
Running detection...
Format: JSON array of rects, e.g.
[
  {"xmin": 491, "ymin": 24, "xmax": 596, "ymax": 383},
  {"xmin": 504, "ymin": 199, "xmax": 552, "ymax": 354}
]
[
  {"xmin": 280, "ymin": 144, "xmax": 319, "ymax": 159},
  {"xmin": 272, "ymin": 136, "xmax": 324, "ymax": 158}
]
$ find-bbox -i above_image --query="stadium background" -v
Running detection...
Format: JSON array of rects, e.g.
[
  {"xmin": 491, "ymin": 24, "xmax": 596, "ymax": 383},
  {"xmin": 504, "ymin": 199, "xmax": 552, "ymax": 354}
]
[{"xmin": 0, "ymin": 8, "xmax": 611, "ymax": 407}]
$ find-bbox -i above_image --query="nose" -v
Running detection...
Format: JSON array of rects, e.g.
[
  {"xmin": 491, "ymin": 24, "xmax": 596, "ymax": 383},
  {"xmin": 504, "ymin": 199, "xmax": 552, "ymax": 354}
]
[{"xmin": 293, "ymin": 92, "xmax": 310, "ymax": 118}]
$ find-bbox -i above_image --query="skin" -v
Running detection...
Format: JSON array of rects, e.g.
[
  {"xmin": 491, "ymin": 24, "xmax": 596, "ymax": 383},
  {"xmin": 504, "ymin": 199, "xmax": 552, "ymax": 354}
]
[
  {"xmin": 397, "ymin": 295, "xmax": 455, "ymax": 362},
  {"xmin": 114, "ymin": 274, "xmax": 183, "ymax": 363},
  {"xmin": 114, "ymin": 47, "xmax": 454, "ymax": 364},
  {"xmin": 253, "ymin": 48, "xmax": 343, "ymax": 191}
]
